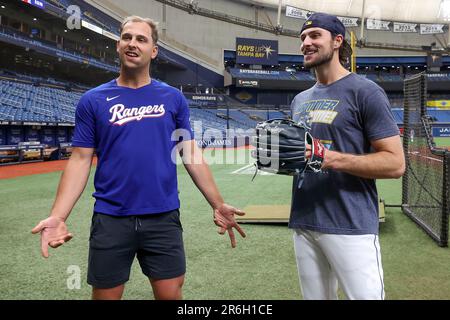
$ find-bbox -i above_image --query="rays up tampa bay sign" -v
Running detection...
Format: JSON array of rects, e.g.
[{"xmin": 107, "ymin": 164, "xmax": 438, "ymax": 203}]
[{"xmin": 236, "ymin": 37, "xmax": 278, "ymax": 66}]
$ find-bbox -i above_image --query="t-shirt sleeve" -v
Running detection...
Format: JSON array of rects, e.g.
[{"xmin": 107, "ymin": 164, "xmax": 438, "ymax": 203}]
[
  {"xmin": 360, "ymin": 86, "xmax": 400, "ymax": 141},
  {"xmin": 175, "ymin": 92, "xmax": 194, "ymax": 141},
  {"xmin": 71, "ymin": 93, "xmax": 96, "ymax": 148}
]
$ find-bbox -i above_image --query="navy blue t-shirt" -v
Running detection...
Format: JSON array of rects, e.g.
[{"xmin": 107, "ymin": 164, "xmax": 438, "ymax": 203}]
[
  {"xmin": 289, "ymin": 73, "xmax": 399, "ymax": 235},
  {"xmin": 72, "ymin": 79, "xmax": 194, "ymax": 216}
]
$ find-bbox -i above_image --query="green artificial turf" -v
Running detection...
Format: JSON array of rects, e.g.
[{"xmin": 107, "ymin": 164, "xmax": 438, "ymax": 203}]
[{"xmin": 0, "ymin": 149, "xmax": 449, "ymax": 300}]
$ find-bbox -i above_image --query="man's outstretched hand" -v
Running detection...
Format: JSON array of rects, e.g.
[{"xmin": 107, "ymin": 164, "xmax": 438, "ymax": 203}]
[
  {"xmin": 31, "ymin": 216, "xmax": 73, "ymax": 258},
  {"xmin": 213, "ymin": 203, "xmax": 246, "ymax": 248}
]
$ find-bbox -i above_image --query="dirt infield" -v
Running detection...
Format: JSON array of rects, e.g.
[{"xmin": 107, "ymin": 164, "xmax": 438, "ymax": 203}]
[
  {"xmin": 0, "ymin": 158, "xmax": 98, "ymax": 180},
  {"xmin": 0, "ymin": 146, "xmax": 251, "ymax": 180}
]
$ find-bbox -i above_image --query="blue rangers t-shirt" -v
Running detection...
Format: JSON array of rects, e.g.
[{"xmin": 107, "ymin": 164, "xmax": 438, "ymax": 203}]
[
  {"xmin": 289, "ymin": 73, "xmax": 399, "ymax": 235},
  {"xmin": 72, "ymin": 79, "xmax": 194, "ymax": 216}
]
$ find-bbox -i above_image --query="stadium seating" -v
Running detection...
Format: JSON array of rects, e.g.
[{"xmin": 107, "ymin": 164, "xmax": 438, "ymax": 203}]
[
  {"xmin": 361, "ymin": 73, "xmax": 379, "ymax": 82},
  {"xmin": 0, "ymin": 79, "xmax": 81, "ymax": 123},
  {"xmin": 1, "ymin": 74, "xmax": 448, "ymax": 145},
  {"xmin": 0, "ymin": 77, "xmax": 295, "ymax": 137},
  {"xmin": 0, "ymin": 26, "xmax": 118, "ymax": 72},
  {"xmin": 388, "ymin": 93, "xmax": 404, "ymax": 108},
  {"xmin": 390, "ymin": 107, "xmax": 450, "ymax": 124},
  {"xmin": 379, "ymin": 74, "xmax": 403, "ymax": 82},
  {"xmin": 391, "ymin": 108, "xmax": 404, "ymax": 124},
  {"xmin": 427, "ymin": 109, "xmax": 450, "ymax": 122}
]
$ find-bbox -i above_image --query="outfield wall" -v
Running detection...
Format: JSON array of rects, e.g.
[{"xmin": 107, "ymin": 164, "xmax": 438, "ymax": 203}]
[
  {"xmin": 433, "ymin": 125, "xmax": 450, "ymax": 137},
  {"xmin": 0, "ymin": 125, "xmax": 73, "ymax": 146}
]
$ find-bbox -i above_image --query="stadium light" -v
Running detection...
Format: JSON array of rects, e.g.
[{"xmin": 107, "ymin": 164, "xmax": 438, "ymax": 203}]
[{"xmin": 439, "ymin": 0, "xmax": 450, "ymax": 20}]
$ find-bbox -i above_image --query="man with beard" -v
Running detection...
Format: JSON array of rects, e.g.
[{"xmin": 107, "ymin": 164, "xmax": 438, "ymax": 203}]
[
  {"xmin": 290, "ymin": 13, "xmax": 405, "ymax": 299},
  {"xmin": 32, "ymin": 16, "xmax": 245, "ymax": 300}
]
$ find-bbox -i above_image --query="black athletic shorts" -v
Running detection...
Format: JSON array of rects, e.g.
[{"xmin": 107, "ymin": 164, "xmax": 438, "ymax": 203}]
[{"xmin": 87, "ymin": 209, "xmax": 185, "ymax": 289}]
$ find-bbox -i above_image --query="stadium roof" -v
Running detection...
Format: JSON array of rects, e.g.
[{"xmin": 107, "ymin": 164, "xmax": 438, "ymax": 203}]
[{"xmin": 235, "ymin": 0, "xmax": 450, "ymax": 24}]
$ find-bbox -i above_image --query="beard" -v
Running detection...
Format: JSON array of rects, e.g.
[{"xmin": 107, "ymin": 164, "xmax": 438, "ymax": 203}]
[{"xmin": 303, "ymin": 49, "xmax": 334, "ymax": 69}]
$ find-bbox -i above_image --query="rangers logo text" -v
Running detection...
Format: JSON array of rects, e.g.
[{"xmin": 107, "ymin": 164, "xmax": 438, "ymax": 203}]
[{"xmin": 109, "ymin": 103, "xmax": 165, "ymax": 125}]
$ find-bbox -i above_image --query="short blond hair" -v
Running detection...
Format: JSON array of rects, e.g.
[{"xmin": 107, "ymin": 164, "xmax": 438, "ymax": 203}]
[{"xmin": 120, "ymin": 16, "xmax": 159, "ymax": 44}]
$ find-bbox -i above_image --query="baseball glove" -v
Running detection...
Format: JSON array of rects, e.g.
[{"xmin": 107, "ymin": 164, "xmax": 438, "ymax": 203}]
[{"xmin": 251, "ymin": 118, "xmax": 325, "ymax": 176}]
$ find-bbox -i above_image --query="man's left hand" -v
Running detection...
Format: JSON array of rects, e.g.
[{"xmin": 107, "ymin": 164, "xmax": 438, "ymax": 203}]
[{"xmin": 213, "ymin": 203, "xmax": 246, "ymax": 248}]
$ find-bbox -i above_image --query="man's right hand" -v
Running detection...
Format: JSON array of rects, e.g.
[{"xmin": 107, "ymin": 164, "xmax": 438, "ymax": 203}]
[{"xmin": 31, "ymin": 216, "xmax": 73, "ymax": 258}]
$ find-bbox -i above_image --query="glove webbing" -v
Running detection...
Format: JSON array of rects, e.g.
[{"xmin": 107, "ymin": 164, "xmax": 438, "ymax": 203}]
[{"xmin": 251, "ymin": 126, "xmax": 308, "ymax": 187}]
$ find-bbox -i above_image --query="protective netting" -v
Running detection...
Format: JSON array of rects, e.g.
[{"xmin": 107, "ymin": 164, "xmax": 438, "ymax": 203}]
[{"xmin": 402, "ymin": 73, "xmax": 449, "ymax": 247}]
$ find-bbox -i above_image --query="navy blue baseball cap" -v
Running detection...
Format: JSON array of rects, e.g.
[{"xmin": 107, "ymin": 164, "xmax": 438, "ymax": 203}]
[
  {"xmin": 300, "ymin": 12, "xmax": 352, "ymax": 56},
  {"xmin": 301, "ymin": 12, "xmax": 346, "ymax": 38}
]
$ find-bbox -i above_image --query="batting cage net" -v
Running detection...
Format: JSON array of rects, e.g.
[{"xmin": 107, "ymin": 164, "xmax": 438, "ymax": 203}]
[{"xmin": 402, "ymin": 72, "xmax": 449, "ymax": 247}]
